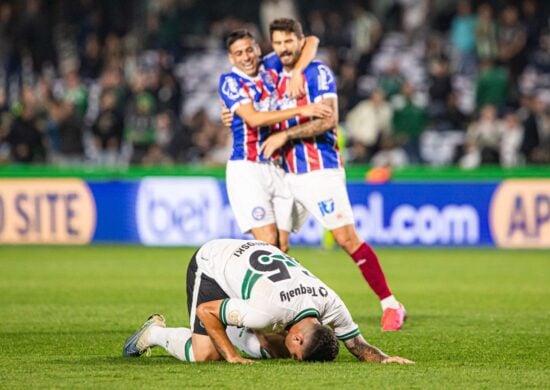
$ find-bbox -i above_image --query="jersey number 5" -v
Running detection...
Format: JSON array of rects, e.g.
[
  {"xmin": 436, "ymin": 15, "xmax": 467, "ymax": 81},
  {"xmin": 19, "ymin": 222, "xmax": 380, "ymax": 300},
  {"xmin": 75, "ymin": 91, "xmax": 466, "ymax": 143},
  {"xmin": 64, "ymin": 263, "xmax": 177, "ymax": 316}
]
[{"xmin": 249, "ymin": 250, "xmax": 290, "ymax": 282}]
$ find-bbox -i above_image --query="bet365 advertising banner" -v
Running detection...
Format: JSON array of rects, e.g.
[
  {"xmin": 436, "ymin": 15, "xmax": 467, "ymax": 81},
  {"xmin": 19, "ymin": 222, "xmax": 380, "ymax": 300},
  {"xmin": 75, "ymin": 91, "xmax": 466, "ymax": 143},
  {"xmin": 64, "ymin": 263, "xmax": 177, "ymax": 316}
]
[{"xmin": 1, "ymin": 178, "xmax": 549, "ymax": 248}]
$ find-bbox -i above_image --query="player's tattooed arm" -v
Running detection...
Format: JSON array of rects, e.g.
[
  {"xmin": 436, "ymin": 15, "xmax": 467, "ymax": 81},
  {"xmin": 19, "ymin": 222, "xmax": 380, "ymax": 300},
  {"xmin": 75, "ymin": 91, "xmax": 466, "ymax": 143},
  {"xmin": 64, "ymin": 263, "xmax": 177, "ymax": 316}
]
[
  {"xmin": 259, "ymin": 98, "xmax": 337, "ymax": 158},
  {"xmin": 344, "ymin": 335, "xmax": 415, "ymax": 364},
  {"xmin": 344, "ymin": 335, "xmax": 388, "ymax": 362},
  {"xmin": 196, "ymin": 300, "xmax": 254, "ymax": 364}
]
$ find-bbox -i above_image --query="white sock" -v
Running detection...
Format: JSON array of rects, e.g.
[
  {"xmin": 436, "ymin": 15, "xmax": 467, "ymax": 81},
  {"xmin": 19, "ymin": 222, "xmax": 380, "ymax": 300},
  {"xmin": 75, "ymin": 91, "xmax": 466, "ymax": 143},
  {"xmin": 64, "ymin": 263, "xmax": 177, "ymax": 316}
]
[
  {"xmin": 226, "ymin": 326, "xmax": 271, "ymax": 359},
  {"xmin": 149, "ymin": 327, "xmax": 195, "ymax": 362},
  {"xmin": 380, "ymin": 295, "xmax": 400, "ymax": 310}
]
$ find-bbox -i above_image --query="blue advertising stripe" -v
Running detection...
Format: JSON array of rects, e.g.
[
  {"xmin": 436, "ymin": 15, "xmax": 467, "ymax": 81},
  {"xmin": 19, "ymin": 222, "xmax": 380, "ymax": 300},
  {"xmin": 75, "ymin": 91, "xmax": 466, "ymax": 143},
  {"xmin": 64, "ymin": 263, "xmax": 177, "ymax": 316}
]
[
  {"xmin": 84, "ymin": 178, "xmax": 505, "ymax": 247},
  {"xmin": 345, "ymin": 182, "xmax": 498, "ymax": 246},
  {"xmin": 87, "ymin": 181, "xmax": 141, "ymax": 243}
]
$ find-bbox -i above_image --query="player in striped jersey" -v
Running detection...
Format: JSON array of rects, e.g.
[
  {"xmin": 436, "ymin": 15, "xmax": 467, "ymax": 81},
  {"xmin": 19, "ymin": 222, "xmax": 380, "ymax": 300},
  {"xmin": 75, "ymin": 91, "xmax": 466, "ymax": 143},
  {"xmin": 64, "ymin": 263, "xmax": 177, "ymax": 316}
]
[
  {"xmin": 219, "ymin": 30, "xmax": 332, "ymax": 253},
  {"xmin": 259, "ymin": 19, "xmax": 407, "ymax": 332},
  {"xmin": 122, "ymin": 239, "xmax": 414, "ymax": 364}
]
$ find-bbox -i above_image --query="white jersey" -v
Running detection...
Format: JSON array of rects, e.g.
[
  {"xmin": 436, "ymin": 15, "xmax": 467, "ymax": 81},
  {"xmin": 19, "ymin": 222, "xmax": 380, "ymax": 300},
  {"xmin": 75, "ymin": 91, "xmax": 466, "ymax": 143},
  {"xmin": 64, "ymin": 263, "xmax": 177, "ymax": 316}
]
[{"xmin": 195, "ymin": 239, "xmax": 360, "ymax": 341}]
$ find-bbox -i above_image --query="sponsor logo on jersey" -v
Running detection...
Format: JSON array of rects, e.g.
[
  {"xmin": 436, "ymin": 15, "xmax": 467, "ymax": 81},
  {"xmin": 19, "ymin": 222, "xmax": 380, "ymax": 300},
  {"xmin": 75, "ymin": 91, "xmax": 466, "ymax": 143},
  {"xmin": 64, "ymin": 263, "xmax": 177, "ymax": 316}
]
[
  {"xmin": 279, "ymin": 284, "xmax": 328, "ymax": 302},
  {"xmin": 221, "ymin": 77, "xmax": 241, "ymax": 100},
  {"xmin": 318, "ymin": 199, "xmax": 335, "ymax": 217},
  {"xmin": 252, "ymin": 206, "xmax": 266, "ymax": 221}
]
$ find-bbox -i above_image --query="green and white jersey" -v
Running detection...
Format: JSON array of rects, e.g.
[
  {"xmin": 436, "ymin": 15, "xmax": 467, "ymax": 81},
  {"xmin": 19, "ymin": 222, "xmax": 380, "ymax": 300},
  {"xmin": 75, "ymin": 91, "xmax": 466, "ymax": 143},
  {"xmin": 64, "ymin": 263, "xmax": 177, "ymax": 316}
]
[{"xmin": 195, "ymin": 239, "xmax": 360, "ymax": 341}]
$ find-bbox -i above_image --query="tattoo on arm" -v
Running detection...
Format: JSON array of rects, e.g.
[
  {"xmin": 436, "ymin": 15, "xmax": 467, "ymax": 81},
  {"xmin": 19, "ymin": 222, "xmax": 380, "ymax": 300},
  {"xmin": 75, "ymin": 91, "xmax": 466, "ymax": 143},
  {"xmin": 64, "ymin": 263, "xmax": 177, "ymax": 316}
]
[
  {"xmin": 286, "ymin": 118, "xmax": 334, "ymax": 140},
  {"xmin": 344, "ymin": 336, "xmax": 388, "ymax": 362}
]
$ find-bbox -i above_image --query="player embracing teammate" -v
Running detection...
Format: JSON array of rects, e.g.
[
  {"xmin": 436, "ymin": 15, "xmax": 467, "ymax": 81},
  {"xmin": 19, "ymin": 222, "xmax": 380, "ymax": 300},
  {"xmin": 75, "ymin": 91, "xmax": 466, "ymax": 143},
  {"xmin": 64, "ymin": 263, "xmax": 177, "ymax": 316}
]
[{"xmin": 220, "ymin": 19, "xmax": 406, "ymax": 332}]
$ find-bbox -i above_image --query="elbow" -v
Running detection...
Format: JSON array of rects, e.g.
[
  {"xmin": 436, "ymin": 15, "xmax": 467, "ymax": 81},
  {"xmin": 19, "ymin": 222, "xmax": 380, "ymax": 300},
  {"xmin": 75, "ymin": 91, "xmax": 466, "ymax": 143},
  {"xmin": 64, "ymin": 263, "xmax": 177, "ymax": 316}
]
[{"xmin": 308, "ymin": 35, "xmax": 320, "ymax": 47}]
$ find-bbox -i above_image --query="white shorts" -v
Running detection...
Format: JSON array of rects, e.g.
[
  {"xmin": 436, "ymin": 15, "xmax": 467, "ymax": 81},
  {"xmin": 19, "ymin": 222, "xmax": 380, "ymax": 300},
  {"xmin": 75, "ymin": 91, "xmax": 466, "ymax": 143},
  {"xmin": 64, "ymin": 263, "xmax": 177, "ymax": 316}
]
[
  {"xmin": 285, "ymin": 168, "xmax": 355, "ymax": 230},
  {"xmin": 226, "ymin": 160, "xmax": 294, "ymax": 233}
]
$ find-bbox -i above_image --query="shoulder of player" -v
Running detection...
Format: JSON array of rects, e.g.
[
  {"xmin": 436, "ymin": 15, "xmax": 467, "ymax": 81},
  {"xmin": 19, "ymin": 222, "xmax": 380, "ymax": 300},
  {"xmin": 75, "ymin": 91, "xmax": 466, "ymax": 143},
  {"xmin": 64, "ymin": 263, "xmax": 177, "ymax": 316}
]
[
  {"xmin": 303, "ymin": 60, "xmax": 334, "ymax": 75},
  {"xmin": 219, "ymin": 71, "xmax": 242, "ymax": 85}
]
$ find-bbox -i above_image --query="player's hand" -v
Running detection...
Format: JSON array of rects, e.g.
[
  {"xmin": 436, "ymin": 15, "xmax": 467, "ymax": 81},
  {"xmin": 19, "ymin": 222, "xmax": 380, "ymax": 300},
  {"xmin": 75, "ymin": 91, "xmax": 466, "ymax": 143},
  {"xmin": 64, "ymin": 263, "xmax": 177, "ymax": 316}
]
[
  {"xmin": 259, "ymin": 131, "xmax": 289, "ymax": 158},
  {"xmin": 301, "ymin": 103, "xmax": 332, "ymax": 118},
  {"xmin": 221, "ymin": 107, "xmax": 233, "ymax": 127},
  {"xmin": 287, "ymin": 72, "xmax": 305, "ymax": 99},
  {"xmin": 381, "ymin": 356, "xmax": 415, "ymax": 364},
  {"xmin": 227, "ymin": 355, "xmax": 255, "ymax": 364}
]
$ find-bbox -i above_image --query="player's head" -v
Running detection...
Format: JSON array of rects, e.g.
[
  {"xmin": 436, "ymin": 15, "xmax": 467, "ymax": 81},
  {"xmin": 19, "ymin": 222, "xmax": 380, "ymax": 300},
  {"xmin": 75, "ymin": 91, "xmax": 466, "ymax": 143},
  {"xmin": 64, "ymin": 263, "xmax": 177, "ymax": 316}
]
[
  {"xmin": 269, "ymin": 18, "xmax": 305, "ymax": 69},
  {"xmin": 285, "ymin": 321, "xmax": 339, "ymax": 362},
  {"xmin": 226, "ymin": 29, "xmax": 261, "ymax": 77}
]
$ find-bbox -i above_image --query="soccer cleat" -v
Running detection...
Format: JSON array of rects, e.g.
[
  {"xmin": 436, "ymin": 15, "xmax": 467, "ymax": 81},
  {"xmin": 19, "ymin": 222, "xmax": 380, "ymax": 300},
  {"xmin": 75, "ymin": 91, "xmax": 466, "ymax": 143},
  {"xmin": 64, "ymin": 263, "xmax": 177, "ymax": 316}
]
[
  {"xmin": 381, "ymin": 304, "xmax": 407, "ymax": 332},
  {"xmin": 122, "ymin": 313, "xmax": 166, "ymax": 357}
]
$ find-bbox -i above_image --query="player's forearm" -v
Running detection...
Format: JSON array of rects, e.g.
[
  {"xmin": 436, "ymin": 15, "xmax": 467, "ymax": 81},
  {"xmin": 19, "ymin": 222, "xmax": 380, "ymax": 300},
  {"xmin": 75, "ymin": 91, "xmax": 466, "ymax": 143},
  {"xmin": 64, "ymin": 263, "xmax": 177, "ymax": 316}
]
[
  {"xmin": 294, "ymin": 35, "xmax": 320, "ymax": 73},
  {"xmin": 196, "ymin": 303, "xmax": 241, "ymax": 361},
  {"xmin": 285, "ymin": 116, "xmax": 336, "ymax": 140},
  {"xmin": 245, "ymin": 107, "xmax": 310, "ymax": 127},
  {"xmin": 344, "ymin": 335, "xmax": 388, "ymax": 362}
]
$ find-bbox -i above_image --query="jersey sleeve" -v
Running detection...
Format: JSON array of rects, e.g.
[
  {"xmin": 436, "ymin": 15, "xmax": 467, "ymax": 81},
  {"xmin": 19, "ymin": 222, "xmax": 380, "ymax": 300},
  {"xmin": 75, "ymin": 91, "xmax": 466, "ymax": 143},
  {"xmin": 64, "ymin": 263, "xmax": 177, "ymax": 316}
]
[
  {"xmin": 305, "ymin": 62, "xmax": 338, "ymax": 103},
  {"xmin": 219, "ymin": 298, "xmax": 282, "ymax": 330},
  {"xmin": 261, "ymin": 52, "xmax": 283, "ymax": 73},
  {"xmin": 218, "ymin": 73, "xmax": 251, "ymax": 113},
  {"xmin": 321, "ymin": 294, "xmax": 361, "ymax": 342}
]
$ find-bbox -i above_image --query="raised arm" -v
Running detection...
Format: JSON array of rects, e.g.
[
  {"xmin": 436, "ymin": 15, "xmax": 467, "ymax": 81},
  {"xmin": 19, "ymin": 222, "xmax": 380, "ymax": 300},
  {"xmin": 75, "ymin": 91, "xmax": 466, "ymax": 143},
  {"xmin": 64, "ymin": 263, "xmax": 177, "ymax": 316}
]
[
  {"xmin": 344, "ymin": 335, "xmax": 414, "ymax": 364},
  {"xmin": 260, "ymin": 97, "xmax": 337, "ymax": 158},
  {"xmin": 196, "ymin": 300, "xmax": 254, "ymax": 364},
  {"xmin": 288, "ymin": 35, "xmax": 320, "ymax": 99}
]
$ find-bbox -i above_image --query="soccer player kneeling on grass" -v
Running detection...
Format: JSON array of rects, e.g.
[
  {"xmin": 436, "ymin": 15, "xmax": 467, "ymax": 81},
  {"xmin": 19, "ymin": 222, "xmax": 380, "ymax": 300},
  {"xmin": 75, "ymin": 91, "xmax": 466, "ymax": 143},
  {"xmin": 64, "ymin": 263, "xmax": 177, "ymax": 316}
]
[{"xmin": 123, "ymin": 239, "xmax": 413, "ymax": 364}]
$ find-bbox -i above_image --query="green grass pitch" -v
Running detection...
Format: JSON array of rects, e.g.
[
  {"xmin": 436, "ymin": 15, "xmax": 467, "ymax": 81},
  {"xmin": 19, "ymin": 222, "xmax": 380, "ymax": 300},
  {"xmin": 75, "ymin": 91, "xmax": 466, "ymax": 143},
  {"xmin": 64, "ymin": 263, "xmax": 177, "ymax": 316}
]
[{"xmin": 0, "ymin": 245, "xmax": 548, "ymax": 388}]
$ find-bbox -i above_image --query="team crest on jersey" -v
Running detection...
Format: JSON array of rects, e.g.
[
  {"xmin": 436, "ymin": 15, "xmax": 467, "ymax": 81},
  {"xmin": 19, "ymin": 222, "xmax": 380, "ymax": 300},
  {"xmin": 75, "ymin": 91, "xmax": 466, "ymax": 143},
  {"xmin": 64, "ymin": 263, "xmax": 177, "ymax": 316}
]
[
  {"xmin": 317, "ymin": 65, "xmax": 334, "ymax": 91},
  {"xmin": 261, "ymin": 71, "xmax": 276, "ymax": 89},
  {"xmin": 222, "ymin": 77, "xmax": 241, "ymax": 100},
  {"xmin": 318, "ymin": 198, "xmax": 335, "ymax": 216},
  {"xmin": 252, "ymin": 206, "xmax": 266, "ymax": 221}
]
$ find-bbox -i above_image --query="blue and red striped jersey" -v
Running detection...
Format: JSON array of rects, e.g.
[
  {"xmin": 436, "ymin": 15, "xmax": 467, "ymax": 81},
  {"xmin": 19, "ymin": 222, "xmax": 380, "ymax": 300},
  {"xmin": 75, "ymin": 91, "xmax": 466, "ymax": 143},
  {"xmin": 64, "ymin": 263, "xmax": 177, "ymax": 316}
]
[
  {"xmin": 274, "ymin": 61, "xmax": 343, "ymax": 174},
  {"xmin": 218, "ymin": 65, "xmax": 280, "ymax": 162}
]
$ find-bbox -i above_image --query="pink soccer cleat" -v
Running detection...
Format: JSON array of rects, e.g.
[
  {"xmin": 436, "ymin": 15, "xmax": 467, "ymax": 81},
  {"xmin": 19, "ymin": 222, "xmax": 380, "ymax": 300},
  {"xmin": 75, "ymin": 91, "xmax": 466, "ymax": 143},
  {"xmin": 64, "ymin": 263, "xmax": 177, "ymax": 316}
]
[{"xmin": 381, "ymin": 304, "xmax": 407, "ymax": 332}]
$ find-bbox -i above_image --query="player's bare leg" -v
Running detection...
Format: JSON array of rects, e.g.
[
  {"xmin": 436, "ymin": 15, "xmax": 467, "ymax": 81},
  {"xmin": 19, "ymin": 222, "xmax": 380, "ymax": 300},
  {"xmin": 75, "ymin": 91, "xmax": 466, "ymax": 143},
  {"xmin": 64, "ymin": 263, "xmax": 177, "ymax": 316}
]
[
  {"xmin": 192, "ymin": 333, "xmax": 223, "ymax": 362},
  {"xmin": 250, "ymin": 223, "xmax": 279, "ymax": 247},
  {"xmin": 331, "ymin": 224, "xmax": 406, "ymax": 331},
  {"xmin": 277, "ymin": 229, "xmax": 290, "ymax": 253}
]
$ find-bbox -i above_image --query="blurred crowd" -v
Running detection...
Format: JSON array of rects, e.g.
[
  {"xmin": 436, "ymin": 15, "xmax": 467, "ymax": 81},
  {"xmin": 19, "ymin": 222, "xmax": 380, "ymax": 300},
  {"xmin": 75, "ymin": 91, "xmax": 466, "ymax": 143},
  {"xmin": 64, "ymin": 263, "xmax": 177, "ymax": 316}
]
[{"xmin": 0, "ymin": 0, "xmax": 549, "ymax": 168}]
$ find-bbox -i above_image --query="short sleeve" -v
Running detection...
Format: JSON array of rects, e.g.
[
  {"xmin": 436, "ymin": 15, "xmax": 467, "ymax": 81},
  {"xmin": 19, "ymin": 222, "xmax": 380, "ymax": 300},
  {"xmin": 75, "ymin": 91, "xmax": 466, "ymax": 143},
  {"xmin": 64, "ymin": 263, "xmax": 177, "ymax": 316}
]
[
  {"xmin": 305, "ymin": 63, "xmax": 338, "ymax": 103},
  {"xmin": 219, "ymin": 298, "xmax": 279, "ymax": 329},
  {"xmin": 321, "ymin": 294, "xmax": 361, "ymax": 341},
  {"xmin": 218, "ymin": 74, "xmax": 251, "ymax": 113}
]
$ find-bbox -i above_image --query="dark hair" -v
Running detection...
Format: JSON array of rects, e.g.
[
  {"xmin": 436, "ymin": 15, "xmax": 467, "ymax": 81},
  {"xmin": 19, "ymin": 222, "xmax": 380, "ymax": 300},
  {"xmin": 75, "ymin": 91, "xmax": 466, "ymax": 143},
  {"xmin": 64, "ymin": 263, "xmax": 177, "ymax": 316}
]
[
  {"xmin": 225, "ymin": 29, "xmax": 255, "ymax": 50},
  {"xmin": 302, "ymin": 324, "xmax": 339, "ymax": 362},
  {"xmin": 269, "ymin": 18, "xmax": 304, "ymax": 40}
]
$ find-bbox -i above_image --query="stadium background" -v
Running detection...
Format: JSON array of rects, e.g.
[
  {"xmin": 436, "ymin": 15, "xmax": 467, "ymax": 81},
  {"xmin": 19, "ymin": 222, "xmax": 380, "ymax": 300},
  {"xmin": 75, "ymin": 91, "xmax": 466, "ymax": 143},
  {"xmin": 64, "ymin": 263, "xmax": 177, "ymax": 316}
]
[
  {"xmin": 0, "ymin": 1, "xmax": 549, "ymax": 388},
  {"xmin": 0, "ymin": 0, "xmax": 548, "ymax": 248}
]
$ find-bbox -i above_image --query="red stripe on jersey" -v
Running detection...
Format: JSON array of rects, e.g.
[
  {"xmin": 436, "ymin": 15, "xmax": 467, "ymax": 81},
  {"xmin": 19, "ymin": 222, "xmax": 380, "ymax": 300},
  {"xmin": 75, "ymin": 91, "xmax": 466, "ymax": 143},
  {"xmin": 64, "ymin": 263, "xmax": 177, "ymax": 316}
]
[{"xmin": 240, "ymin": 82, "xmax": 258, "ymax": 161}]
